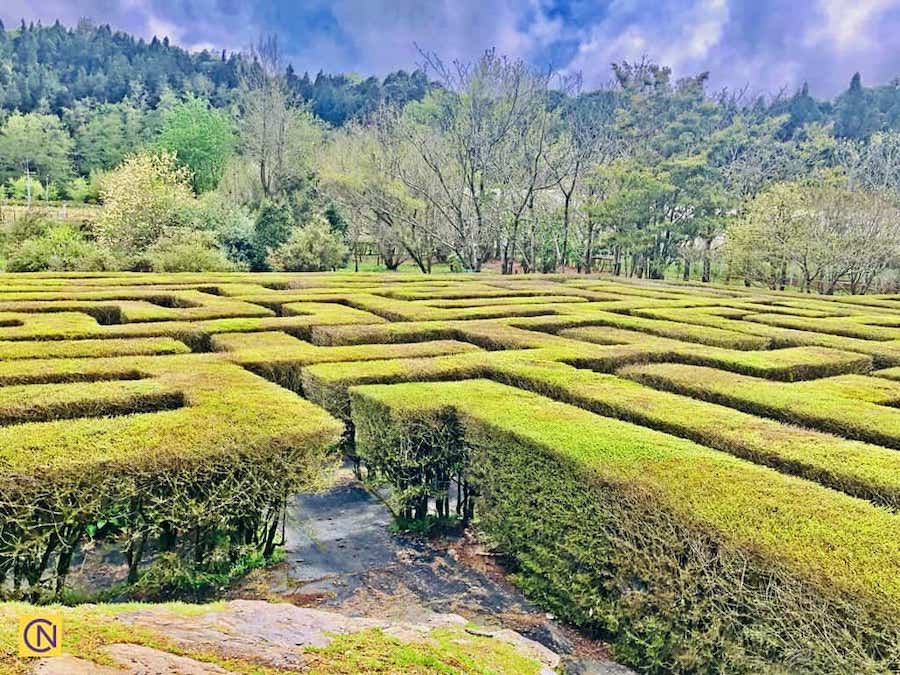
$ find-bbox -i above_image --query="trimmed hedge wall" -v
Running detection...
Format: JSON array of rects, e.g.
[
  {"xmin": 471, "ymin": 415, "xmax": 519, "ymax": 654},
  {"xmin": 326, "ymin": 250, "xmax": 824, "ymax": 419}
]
[
  {"xmin": 3, "ymin": 270, "xmax": 900, "ymax": 672},
  {"xmin": 0, "ymin": 354, "xmax": 342, "ymax": 598},
  {"xmin": 351, "ymin": 380, "xmax": 900, "ymax": 673}
]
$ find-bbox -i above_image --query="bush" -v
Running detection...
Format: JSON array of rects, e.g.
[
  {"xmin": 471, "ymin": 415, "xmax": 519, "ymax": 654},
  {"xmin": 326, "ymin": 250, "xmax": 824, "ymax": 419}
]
[
  {"xmin": 350, "ymin": 379, "xmax": 900, "ymax": 673},
  {"xmin": 190, "ymin": 192, "xmax": 257, "ymax": 268},
  {"xmin": 94, "ymin": 151, "xmax": 194, "ymax": 267},
  {"xmin": 5, "ymin": 224, "xmax": 110, "ymax": 272},
  {"xmin": 65, "ymin": 176, "xmax": 91, "ymax": 203},
  {"xmin": 146, "ymin": 228, "xmax": 239, "ymax": 272},
  {"xmin": 267, "ymin": 216, "xmax": 349, "ymax": 272},
  {"xmin": 8, "ymin": 175, "xmax": 45, "ymax": 201}
]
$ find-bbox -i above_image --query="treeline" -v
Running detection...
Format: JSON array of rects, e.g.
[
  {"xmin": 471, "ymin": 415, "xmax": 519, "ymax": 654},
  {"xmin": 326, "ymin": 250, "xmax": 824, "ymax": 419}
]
[
  {"xmin": 3, "ymin": 20, "xmax": 900, "ymax": 292},
  {"xmin": 324, "ymin": 54, "xmax": 900, "ymax": 292},
  {"xmin": 0, "ymin": 19, "xmax": 431, "ymax": 125}
]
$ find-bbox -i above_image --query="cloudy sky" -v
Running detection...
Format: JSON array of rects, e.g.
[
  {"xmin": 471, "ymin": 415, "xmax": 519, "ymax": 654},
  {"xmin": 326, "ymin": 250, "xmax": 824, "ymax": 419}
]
[{"xmin": 3, "ymin": 0, "xmax": 900, "ymax": 97}]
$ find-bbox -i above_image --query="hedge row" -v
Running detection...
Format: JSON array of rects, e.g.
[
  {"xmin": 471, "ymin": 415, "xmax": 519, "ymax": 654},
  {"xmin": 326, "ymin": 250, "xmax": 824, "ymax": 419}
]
[
  {"xmin": 621, "ymin": 363, "xmax": 900, "ymax": 448},
  {"xmin": 0, "ymin": 336, "xmax": 190, "ymax": 360},
  {"xmin": 556, "ymin": 309, "xmax": 770, "ymax": 349},
  {"xmin": 632, "ymin": 305, "xmax": 900, "ymax": 366},
  {"xmin": 302, "ymin": 349, "xmax": 900, "ymax": 506},
  {"xmin": 350, "ymin": 379, "xmax": 900, "ymax": 673},
  {"xmin": 0, "ymin": 304, "xmax": 385, "ymax": 351},
  {"xmin": 745, "ymin": 312, "xmax": 900, "ymax": 340},
  {"xmin": 560, "ymin": 325, "xmax": 872, "ymax": 380},
  {"xmin": 0, "ymin": 353, "xmax": 342, "ymax": 598},
  {"xmin": 212, "ymin": 330, "xmax": 479, "ymax": 394}
]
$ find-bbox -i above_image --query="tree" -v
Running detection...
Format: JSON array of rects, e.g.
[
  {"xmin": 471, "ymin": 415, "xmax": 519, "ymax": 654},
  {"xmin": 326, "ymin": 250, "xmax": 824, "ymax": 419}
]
[
  {"xmin": 156, "ymin": 95, "xmax": 235, "ymax": 193},
  {"xmin": 252, "ymin": 200, "xmax": 294, "ymax": 269},
  {"xmin": 725, "ymin": 182, "xmax": 812, "ymax": 289},
  {"xmin": 810, "ymin": 185, "xmax": 900, "ymax": 293},
  {"xmin": 544, "ymin": 89, "xmax": 619, "ymax": 269},
  {"xmin": 382, "ymin": 50, "xmax": 559, "ymax": 272},
  {"xmin": 320, "ymin": 120, "xmax": 440, "ymax": 272},
  {"xmin": 0, "ymin": 112, "xmax": 74, "ymax": 198},
  {"xmin": 94, "ymin": 150, "xmax": 194, "ymax": 267},
  {"xmin": 238, "ymin": 36, "xmax": 323, "ymax": 200},
  {"xmin": 834, "ymin": 73, "xmax": 879, "ymax": 140},
  {"xmin": 267, "ymin": 216, "xmax": 349, "ymax": 271},
  {"xmin": 67, "ymin": 99, "xmax": 149, "ymax": 174}
]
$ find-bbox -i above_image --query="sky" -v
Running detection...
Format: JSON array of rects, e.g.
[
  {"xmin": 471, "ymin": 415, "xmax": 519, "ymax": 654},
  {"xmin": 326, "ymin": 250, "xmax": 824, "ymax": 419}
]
[{"xmin": 3, "ymin": 0, "xmax": 900, "ymax": 98}]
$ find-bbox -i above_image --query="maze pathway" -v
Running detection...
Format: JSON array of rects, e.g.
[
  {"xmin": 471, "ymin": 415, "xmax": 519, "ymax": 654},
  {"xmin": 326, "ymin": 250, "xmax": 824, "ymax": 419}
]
[{"xmin": 0, "ymin": 272, "xmax": 898, "ymax": 671}]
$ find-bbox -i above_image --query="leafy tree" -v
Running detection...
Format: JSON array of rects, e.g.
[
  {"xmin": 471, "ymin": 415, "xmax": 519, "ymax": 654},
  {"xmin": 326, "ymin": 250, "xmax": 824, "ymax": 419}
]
[
  {"xmin": 266, "ymin": 216, "xmax": 349, "ymax": 271},
  {"xmin": 725, "ymin": 182, "xmax": 813, "ymax": 289},
  {"xmin": 0, "ymin": 112, "xmax": 74, "ymax": 191},
  {"xmin": 834, "ymin": 73, "xmax": 880, "ymax": 140},
  {"xmin": 157, "ymin": 95, "xmax": 235, "ymax": 193},
  {"xmin": 252, "ymin": 200, "xmax": 294, "ymax": 269},
  {"xmin": 94, "ymin": 150, "xmax": 194, "ymax": 267},
  {"xmin": 67, "ymin": 99, "xmax": 151, "ymax": 174}
]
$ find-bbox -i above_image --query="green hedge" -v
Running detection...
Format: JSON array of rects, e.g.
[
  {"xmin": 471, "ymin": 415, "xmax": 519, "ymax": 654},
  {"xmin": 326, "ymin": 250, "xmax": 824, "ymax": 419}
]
[
  {"xmin": 350, "ymin": 379, "xmax": 900, "ymax": 673},
  {"xmin": 561, "ymin": 325, "xmax": 872, "ymax": 380},
  {"xmin": 0, "ymin": 354, "xmax": 342, "ymax": 599},
  {"xmin": 620, "ymin": 363, "xmax": 900, "ymax": 448},
  {"xmin": 304, "ymin": 350, "xmax": 900, "ymax": 507}
]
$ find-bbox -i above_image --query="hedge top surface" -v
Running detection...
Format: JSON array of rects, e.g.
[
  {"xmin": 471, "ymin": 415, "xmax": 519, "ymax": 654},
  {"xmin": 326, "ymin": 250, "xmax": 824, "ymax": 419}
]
[
  {"xmin": 2, "ymin": 272, "xmax": 900, "ymax": 619},
  {"xmin": 349, "ymin": 379, "xmax": 900, "ymax": 609}
]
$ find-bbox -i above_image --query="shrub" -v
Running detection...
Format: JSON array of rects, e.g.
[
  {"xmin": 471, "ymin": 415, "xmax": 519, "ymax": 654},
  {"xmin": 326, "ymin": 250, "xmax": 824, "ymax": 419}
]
[
  {"xmin": 350, "ymin": 380, "xmax": 900, "ymax": 673},
  {"xmin": 5, "ymin": 224, "xmax": 110, "ymax": 272},
  {"xmin": 64, "ymin": 176, "xmax": 91, "ymax": 203},
  {"xmin": 146, "ymin": 229, "xmax": 239, "ymax": 272},
  {"xmin": 94, "ymin": 151, "xmax": 194, "ymax": 267},
  {"xmin": 267, "ymin": 217, "xmax": 349, "ymax": 272},
  {"xmin": 7, "ymin": 175, "xmax": 44, "ymax": 201}
]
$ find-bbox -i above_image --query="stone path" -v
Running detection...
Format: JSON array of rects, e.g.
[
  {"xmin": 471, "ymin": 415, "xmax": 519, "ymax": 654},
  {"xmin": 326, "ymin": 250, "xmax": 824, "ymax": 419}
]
[{"xmin": 233, "ymin": 468, "xmax": 632, "ymax": 674}]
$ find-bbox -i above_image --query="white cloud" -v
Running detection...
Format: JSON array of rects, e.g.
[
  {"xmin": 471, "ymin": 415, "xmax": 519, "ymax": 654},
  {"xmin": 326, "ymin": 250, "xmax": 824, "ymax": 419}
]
[
  {"xmin": 805, "ymin": 0, "xmax": 897, "ymax": 51},
  {"xmin": 561, "ymin": 0, "xmax": 729, "ymax": 86}
]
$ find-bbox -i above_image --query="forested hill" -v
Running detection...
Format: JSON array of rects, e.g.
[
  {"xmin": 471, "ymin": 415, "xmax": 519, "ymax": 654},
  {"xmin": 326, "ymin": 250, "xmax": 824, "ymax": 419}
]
[{"xmin": 0, "ymin": 19, "xmax": 431, "ymax": 126}]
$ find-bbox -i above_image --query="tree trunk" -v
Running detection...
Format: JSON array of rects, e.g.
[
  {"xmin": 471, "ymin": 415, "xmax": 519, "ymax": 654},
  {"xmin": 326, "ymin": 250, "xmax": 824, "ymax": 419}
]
[
  {"xmin": 702, "ymin": 238, "xmax": 712, "ymax": 283},
  {"xmin": 560, "ymin": 191, "xmax": 571, "ymax": 270}
]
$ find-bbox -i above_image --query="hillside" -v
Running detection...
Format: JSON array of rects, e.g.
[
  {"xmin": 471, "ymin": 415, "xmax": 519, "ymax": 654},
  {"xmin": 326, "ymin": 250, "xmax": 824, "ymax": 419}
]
[{"xmin": 0, "ymin": 19, "xmax": 430, "ymax": 126}]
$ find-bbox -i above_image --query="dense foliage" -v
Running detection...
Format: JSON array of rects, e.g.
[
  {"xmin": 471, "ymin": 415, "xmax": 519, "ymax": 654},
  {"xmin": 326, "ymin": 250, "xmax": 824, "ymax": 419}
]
[
  {"xmin": 2, "ymin": 21, "xmax": 900, "ymax": 290},
  {"xmin": 0, "ymin": 20, "xmax": 430, "ymax": 123}
]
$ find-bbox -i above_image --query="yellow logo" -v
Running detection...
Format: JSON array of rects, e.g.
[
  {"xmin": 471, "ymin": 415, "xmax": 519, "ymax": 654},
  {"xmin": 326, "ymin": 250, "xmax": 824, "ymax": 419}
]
[{"xmin": 19, "ymin": 614, "xmax": 62, "ymax": 657}]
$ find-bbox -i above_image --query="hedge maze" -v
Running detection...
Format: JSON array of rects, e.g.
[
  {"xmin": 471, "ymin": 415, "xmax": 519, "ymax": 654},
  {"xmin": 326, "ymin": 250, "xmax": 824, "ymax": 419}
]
[{"xmin": 0, "ymin": 272, "xmax": 898, "ymax": 672}]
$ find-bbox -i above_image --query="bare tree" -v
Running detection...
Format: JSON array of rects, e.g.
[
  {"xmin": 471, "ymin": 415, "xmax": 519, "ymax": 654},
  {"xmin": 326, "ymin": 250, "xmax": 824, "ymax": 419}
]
[
  {"xmin": 384, "ymin": 50, "xmax": 558, "ymax": 271},
  {"xmin": 238, "ymin": 36, "xmax": 322, "ymax": 200}
]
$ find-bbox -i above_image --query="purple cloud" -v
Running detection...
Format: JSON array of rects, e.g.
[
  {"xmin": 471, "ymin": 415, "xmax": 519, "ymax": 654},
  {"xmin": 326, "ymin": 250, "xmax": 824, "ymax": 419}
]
[{"xmin": 3, "ymin": 0, "xmax": 900, "ymax": 96}]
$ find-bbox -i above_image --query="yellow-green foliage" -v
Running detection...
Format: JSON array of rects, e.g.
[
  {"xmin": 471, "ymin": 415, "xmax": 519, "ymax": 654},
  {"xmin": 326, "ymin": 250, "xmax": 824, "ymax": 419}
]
[
  {"xmin": 350, "ymin": 380, "xmax": 900, "ymax": 673},
  {"xmin": 620, "ymin": 362, "xmax": 900, "ymax": 448},
  {"xmin": 2, "ymin": 271, "xmax": 900, "ymax": 672}
]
